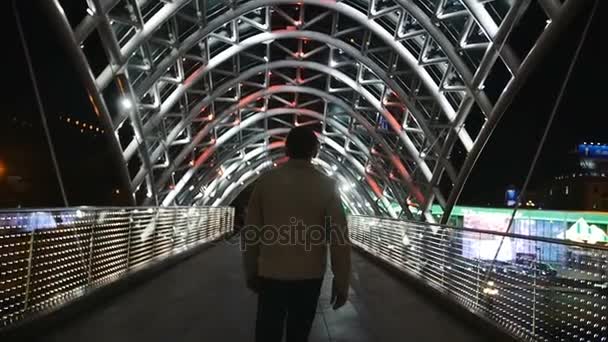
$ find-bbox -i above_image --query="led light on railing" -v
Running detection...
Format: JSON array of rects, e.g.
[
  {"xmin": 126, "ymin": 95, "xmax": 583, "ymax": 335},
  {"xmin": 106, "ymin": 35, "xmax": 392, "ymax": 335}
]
[{"xmin": 482, "ymin": 287, "xmax": 499, "ymax": 296}]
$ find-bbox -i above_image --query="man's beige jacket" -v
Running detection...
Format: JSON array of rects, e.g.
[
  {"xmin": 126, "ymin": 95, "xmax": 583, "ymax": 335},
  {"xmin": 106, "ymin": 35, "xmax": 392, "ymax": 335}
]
[{"xmin": 242, "ymin": 159, "xmax": 351, "ymax": 295}]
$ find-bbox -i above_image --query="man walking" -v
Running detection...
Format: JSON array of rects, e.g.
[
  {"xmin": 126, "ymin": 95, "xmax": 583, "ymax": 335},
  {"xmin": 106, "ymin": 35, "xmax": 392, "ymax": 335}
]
[{"xmin": 241, "ymin": 126, "xmax": 352, "ymax": 342}]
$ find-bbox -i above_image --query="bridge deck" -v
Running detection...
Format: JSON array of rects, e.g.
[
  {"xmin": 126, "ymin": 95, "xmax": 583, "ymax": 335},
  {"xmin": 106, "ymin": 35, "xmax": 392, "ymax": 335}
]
[{"xmin": 38, "ymin": 238, "xmax": 486, "ymax": 342}]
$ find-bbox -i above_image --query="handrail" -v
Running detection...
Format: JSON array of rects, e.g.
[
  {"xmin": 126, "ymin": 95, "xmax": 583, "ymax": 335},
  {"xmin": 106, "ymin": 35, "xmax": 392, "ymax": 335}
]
[
  {"xmin": 348, "ymin": 214, "xmax": 608, "ymax": 341},
  {"xmin": 0, "ymin": 205, "xmax": 210, "ymax": 214},
  {"xmin": 349, "ymin": 214, "xmax": 608, "ymax": 252},
  {"xmin": 0, "ymin": 206, "xmax": 235, "ymax": 329}
]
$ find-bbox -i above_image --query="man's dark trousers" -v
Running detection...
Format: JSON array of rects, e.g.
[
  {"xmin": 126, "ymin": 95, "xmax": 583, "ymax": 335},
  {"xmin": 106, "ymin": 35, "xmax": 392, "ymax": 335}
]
[{"xmin": 255, "ymin": 277, "xmax": 324, "ymax": 342}]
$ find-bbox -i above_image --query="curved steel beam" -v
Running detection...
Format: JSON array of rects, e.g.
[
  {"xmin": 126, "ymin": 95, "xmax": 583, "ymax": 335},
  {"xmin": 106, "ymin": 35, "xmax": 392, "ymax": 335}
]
[
  {"xmin": 181, "ymin": 127, "xmax": 292, "ymax": 204},
  {"xmin": 123, "ymin": 13, "xmax": 484, "ymax": 151},
  {"xmin": 207, "ymin": 144, "xmax": 389, "ymax": 217},
  {"xmin": 197, "ymin": 143, "xmax": 388, "ymax": 216},
  {"xmin": 216, "ymin": 158, "xmax": 363, "ymax": 215},
  {"xmin": 213, "ymin": 153, "xmax": 366, "ymax": 216},
  {"xmin": 456, "ymin": 0, "xmax": 520, "ymax": 74},
  {"xmin": 43, "ymin": 0, "xmax": 134, "ymax": 204},
  {"xmin": 310, "ymin": 156, "xmax": 380, "ymax": 216},
  {"xmin": 154, "ymin": 85, "xmax": 425, "ymax": 206},
  {"xmin": 178, "ymin": 127, "xmax": 385, "ymax": 217},
  {"xmin": 132, "ymin": 77, "xmax": 400, "ymax": 191},
  {"xmin": 88, "ymin": 0, "xmax": 491, "ymax": 157},
  {"xmin": 160, "ymin": 107, "xmax": 407, "ymax": 217},
  {"xmin": 127, "ymin": 57, "xmax": 454, "ymax": 207},
  {"xmin": 460, "ymin": 0, "xmax": 499, "ymax": 39},
  {"xmin": 180, "ymin": 57, "xmax": 433, "ymax": 178},
  {"xmin": 187, "ymin": 144, "xmax": 345, "ymax": 206},
  {"xmin": 104, "ymin": 0, "xmax": 493, "ymax": 121},
  {"xmin": 187, "ymin": 132, "xmax": 289, "ymax": 204},
  {"xmin": 130, "ymin": 60, "xmax": 438, "ymax": 191},
  {"xmin": 310, "ymin": 158, "xmax": 376, "ymax": 216},
  {"xmin": 125, "ymin": 33, "xmax": 465, "ymax": 161},
  {"xmin": 393, "ymin": 0, "xmax": 519, "ymax": 75},
  {"xmin": 96, "ymin": 0, "xmax": 190, "ymax": 89},
  {"xmin": 179, "ymin": 108, "xmax": 370, "ymax": 204}
]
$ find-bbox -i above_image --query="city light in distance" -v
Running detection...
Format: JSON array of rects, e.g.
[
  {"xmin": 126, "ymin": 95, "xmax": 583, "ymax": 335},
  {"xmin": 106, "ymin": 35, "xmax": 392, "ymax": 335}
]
[{"xmin": 59, "ymin": 115, "xmax": 104, "ymax": 135}]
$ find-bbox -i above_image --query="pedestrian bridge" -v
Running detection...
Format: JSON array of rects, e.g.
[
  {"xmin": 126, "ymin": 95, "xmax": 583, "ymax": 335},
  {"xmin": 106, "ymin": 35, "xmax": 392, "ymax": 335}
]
[
  {"xmin": 3, "ymin": 0, "xmax": 605, "ymax": 341},
  {"xmin": 1, "ymin": 207, "xmax": 606, "ymax": 341}
]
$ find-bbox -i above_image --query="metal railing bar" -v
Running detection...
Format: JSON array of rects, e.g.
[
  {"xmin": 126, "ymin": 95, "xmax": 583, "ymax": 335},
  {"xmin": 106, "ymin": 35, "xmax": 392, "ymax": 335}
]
[{"xmin": 350, "ymin": 215, "xmax": 608, "ymax": 252}]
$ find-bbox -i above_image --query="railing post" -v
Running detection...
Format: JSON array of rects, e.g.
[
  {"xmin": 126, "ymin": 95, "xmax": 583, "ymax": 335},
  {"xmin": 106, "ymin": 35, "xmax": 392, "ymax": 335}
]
[
  {"xmin": 229, "ymin": 208, "xmax": 234, "ymax": 234},
  {"xmin": 371, "ymin": 223, "xmax": 378, "ymax": 256},
  {"xmin": 125, "ymin": 211, "xmax": 134, "ymax": 272},
  {"xmin": 151, "ymin": 209, "xmax": 158, "ymax": 258},
  {"xmin": 183, "ymin": 210, "xmax": 192, "ymax": 248},
  {"xmin": 440, "ymin": 228, "xmax": 447, "ymax": 291},
  {"xmin": 170, "ymin": 209, "xmax": 179, "ymax": 254},
  {"xmin": 22, "ymin": 229, "xmax": 37, "ymax": 312},
  {"xmin": 86, "ymin": 213, "xmax": 98, "ymax": 287},
  {"xmin": 475, "ymin": 232, "xmax": 481, "ymax": 311},
  {"xmin": 531, "ymin": 245, "xmax": 540, "ymax": 338},
  {"xmin": 198, "ymin": 210, "xmax": 205, "ymax": 244},
  {"xmin": 223, "ymin": 210, "xmax": 229, "ymax": 237}
]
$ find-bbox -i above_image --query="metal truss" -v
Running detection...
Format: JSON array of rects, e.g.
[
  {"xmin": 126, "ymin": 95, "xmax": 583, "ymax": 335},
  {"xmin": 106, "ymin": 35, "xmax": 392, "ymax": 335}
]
[
  {"xmin": 55, "ymin": 0, "xmax": 580, "ymax": 221},
  {"xmin": 175, "ymin": 115, "xmax": 399, "ymax": 216}
]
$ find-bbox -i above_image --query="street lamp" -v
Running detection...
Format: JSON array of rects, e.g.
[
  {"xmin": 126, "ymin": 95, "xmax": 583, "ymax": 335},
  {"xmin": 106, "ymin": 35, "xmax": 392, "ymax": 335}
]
[
  {"xmin": 0, "ymin": 161, "xmax": 5, "ymax": 178},
  {"xmin": 121, "ymin": 97, "xmax": 133, "ymax": 110}
]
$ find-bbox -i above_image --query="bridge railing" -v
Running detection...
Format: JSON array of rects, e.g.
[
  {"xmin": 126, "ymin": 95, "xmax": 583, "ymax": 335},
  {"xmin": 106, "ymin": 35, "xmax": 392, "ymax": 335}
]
[
  {"xmin": 349, "ymin": 215, "xmax": 608, "ymax": 341},
  {"xmin": 0, "ymin": 206, "xmax": 234, "ymax": 328}
]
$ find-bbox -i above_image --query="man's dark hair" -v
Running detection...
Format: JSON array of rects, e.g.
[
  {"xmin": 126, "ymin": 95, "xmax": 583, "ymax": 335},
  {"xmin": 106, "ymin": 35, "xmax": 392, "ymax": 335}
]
[{"xmin": 286, "ymin": 127, "xmax": 318, "ymax": 160}]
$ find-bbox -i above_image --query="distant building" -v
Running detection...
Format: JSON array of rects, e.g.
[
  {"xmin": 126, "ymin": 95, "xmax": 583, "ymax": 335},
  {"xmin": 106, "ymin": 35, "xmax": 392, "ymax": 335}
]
[
  {"xmin": 505, "ymin": 185, "xmax": 518, "ymax": 207},
  {"xmin": 542, "ymin": 143, "xmax": 608, "ymax": 211}
]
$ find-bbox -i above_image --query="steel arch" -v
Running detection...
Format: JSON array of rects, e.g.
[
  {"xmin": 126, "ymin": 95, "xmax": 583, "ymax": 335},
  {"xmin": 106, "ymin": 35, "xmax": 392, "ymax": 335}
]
[
  {"xmin": 200, "ymin": 142, "xmax": 380, "ymax": 215},
  {"xmin": 53, "ymin": 0, "xmax": 578, "ymax": 222},
  {"xmin": 174, "ymin": 110, "xmax": 404, "ymax": 216},
  {"xmin": 156, "ymin": 84, "xmax": 424, "ymax": 209}
]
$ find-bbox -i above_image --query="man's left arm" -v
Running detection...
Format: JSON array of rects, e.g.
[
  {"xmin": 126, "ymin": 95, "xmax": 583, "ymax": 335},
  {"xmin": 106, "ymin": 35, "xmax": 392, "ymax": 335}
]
[{"xmin": 326, "ymin": 181, "xmax": 351, "ymax": 309}]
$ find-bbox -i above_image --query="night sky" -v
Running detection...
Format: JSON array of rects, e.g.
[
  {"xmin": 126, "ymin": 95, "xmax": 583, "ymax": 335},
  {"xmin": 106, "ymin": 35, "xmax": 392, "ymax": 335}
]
[
  {"xmin": 1, "ymin": 1, "xmax": 130, "ymax": 207},
  {"xmin": 0, "ymin": 1, "xmax": 605, "ymax": 209},
  {"xmin": 462, "ymin": 1, "xmax": 606, "ymax": 205}
]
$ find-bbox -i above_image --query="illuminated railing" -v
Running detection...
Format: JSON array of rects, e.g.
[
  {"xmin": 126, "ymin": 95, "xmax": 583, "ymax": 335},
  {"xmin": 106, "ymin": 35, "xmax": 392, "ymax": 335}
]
[
  {"xmin": 349, "ymin": 216, "xmax": 608, "ymax": 341},
  {"xmin": 0, "ymin": 206, "xmax": 233, "ymax": 328}
]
